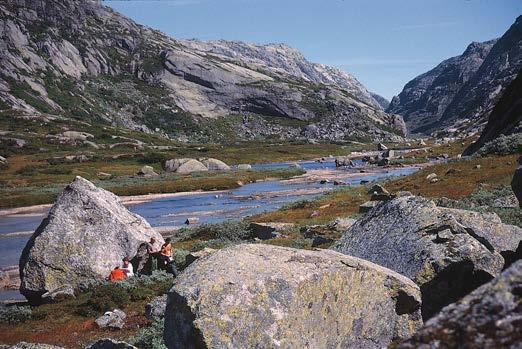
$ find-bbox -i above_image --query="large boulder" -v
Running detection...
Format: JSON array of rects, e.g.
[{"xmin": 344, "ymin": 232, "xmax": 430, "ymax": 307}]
[
  {"xmin": 512, "ymin": 156, "xmax": 522, "ymax": 207},
  {"xmin": 398, "ymin": 260, "xmax": 522, "ymax": 348},
  {"xmin": 164, "ymin": 158, "xmax": 191, "ymax": 172},
  {"xmin": 164, "ymin": 244, "xmax": 422, "ymax": 349},
  {"xmin": 331, "ymin": 196, "xmax": 513, "ymax": 320},
  {"xmin": 177, "ymin": 159, "xmax": 208, "ymax": 174},
  {"xmin": 200, "ymin": 158, "xmax": 231, "ymax": 171},
  {"xmin": 19, "ymin": 176, "xmax": 164, "ymax": 303}
]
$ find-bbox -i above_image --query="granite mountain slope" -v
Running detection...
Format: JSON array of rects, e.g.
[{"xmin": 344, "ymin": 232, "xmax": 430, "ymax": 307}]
[
  {"xmin": 389, "ymin": 15, "xmax": 522, "ymax": 137},
  {"xmin": 0, "ymin": 0, "xmax": 404, "ymax": 143}
]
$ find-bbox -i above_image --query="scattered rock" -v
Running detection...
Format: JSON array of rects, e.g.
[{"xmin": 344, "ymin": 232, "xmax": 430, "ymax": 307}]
[
  {"xmin": 237, "ymin": 164, "xmax": 252, "ymax": 170},
  {"xmin": 332, "ymin": 196, "xmax": 508, "ymax": 320},
  {"xmin": 176, "ymin": 159, "xmax": 208, "ymax": 174},
  {"xmin": 333, "ymin": 180, "xmax": 347, "ymax": 186},
  {"xmin": 383, "ymin": 149, "xmax": 395, "ymax": 159},
  {"xmin": 200, "ymin": 158, "xmax": 231, "ymax": 171},
  {"xmin": 164, "ymin": 244, "xmax": 422, "ymax": 349},
  {"xmin": 377, "ymin": 142, "xmax": 388, "ymax": 150},
  {"xmin": 185, "ymin": 248, "xmax": 216, "ymax": 266},
  {"xmin": 377, "ymin": 158, "xmax": 389, "ymax": 166},
  {"xmin": 249, "ymin": 222, "xmax": 293, "ymax": 240},
  {"xmin": 328, "ymin": 217, "xmax": 357, "ymax": 230},
  {"xmin": 398, "ymin": 260, "xmax": 522, "ymax": 349},
  {"xmin": 184, "ymin": 217, "xmax": 199, "ymax": 225},
  {"xmin": 0, "ymin": 155, "xmax": 7, "ymax": 165},
  {"xmin": 475, "ymin": 164, "xmax": 482, "ymax": 169},
  {"xmin": 335, "ymin": 156, "xmax": 355, "ymax": 167},
  {"xmin": 137, "ymin": 165, "xmax": 158, "ymax": 177},
  {"xmin": 309, "ymin": 210, "xmax": 320, "ymax": 218},
  {"xmin": 164, "ymin": 158, "xmax": 191, "ymax": 172},
  {"xmin": 419, "ymin": 139, "xmax": 427, "ymax": 146},
  {"xmin": 367, "ymin": 184, "xmax": 393, "ymax": 201},
  {"xmin": 288, "ymin": 161, "xmax": 301, "ymax": 168},
  {"xmin": 19, "ymin": 176, "xmax": 163, "ymax": 303},
  {"xmin": 62, "ymin": 131, "xmax": 94, "ymax": 141},
  {"xmin": 41, "ymin": 284, "xmax": 75, "ymax": 303},
  {"xmin": 320, "ymin": 179, "xmax": 330, "ymax": 184},
  {"xmin": 512, "ymin": 156, "xmax": 522, "ymax": 207},
  {"xmin": 359, "ymin": 201, "xmax": 380, "ymax": 213},
  {"xmin": 83, "ymin": 140, "xmax": 100, "ymax": 149},
  {"xmin": 1, "ymin": 137, "xmax": 26, "ymax": 148},
  {"xmin": 95, "ymin": 309, "xmax": 126, "ymax": 330},
  {"xmin": 445, "ymin": 168, "xmax": 461, "ymax": 175},
  {"xmin": 145, "ymin": 295, "xmax": 167, "ymax": 320},
  {"xmin": 426, "ymin": 173, "xmax": 438, "ymax": 181},
  {"xmin": 97, "ymin": 172, "xmax": 112, "ymax": 180},
  {"xmin": 85, "ymin": 339, "xmax": 137, "ymax": 349}
]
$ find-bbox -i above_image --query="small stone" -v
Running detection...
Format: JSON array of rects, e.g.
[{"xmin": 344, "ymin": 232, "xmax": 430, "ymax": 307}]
[
  {"xmin": 145, "ymin": 295, "xmax": 167, "ymax": 319},
  {"xmin": 185, "ymin": 217, "xmax": 199, "ymax": 225},
  {"xmin": 95, "ymin": 309, "xmax": 126, "ymax": 330}
]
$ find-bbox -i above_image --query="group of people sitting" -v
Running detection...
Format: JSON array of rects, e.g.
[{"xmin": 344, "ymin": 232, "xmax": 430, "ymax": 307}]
[{"xmin": 109, "ymin": 237, "xmax": 176, "ymax": 281}]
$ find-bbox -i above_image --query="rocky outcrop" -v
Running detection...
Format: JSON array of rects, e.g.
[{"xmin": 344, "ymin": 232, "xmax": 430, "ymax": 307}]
[
  {"xmin": 164, "ymin": 244, "xmax": 422, "ymax": 349},
  {"xmin": 389, "ymin": 16, "xmax": 522, "ymax": 137},
  {"xmin": 0, "ymin": 0, "xmax": 405, "ymax": 143},
  {"xmin": 463, "ymin": 70, "xmax": 522, "ymax": 155},
  {"xmin": 19, "ymin": 176, "xmax": 163, "ymax": 303},
  {"xmin": 331, "ymin": 196, "xmax": 521, "ymax": 320},
  {"xmin": 398, "ymin": 260, "xmax": 522, "ymax": 349}
]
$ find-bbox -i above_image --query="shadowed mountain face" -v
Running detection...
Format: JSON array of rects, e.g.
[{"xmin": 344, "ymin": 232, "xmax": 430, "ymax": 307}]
[
  {"xmin": 389, "ymin": 16, "xmax": 522, "ymax": 138},
  {"xmin": 463, "ymin": 70, "xmax": 522, "ymax": 155},
  {"xmin": 0, "ymin": 0, "xmax": 405, "ymax": 143}
]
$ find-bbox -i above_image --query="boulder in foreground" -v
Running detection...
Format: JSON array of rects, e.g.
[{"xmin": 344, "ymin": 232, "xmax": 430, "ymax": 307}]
[
  {"xmin": 331, "ymin": 196, "xmax": 516, "ymax": 319},
  {"xmin": 19, "ymin": 176, "xmax": 163, "ymax": 303},
  {"xmin": 398, "ymin": 260, "xmax": 522, "ymax": 348},
  {"xmin": 165, "ymin": 244, "xmax": 422, "ymax": 349}
]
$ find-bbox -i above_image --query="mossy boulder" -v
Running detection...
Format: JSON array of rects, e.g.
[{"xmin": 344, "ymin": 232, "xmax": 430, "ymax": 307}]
[
  {"xmin": 164, "ymin": 244, "xmax": 422, "ymax": 349},
  {"xmin": 398, "ymin": 260, "xmax": 522, "ymax": 348},
  {"xmin": 19, "ymin": 176, "xmax": 164, "ymax": 303},
  {"xmin": 331, "ymin": 196, "xmax": 520, "ymax": 320}
]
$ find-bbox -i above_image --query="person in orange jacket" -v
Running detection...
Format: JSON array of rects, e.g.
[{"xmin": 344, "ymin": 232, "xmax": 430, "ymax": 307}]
[{"xmin": 109, "ymin": 266, "xmax": 126, "ymax": 281}]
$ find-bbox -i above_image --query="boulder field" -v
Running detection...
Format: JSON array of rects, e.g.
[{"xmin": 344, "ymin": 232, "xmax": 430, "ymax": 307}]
[
  {"xmin": 331, "ymin": 195, "xmax": 521, "ymax": 320},
  {"xmin": 19, "ymin": 176, "xmax": 163, "ymax": 303},
  {"xmin": 164, "ymin": 244, "xmax": 423, "ymax": 349}
]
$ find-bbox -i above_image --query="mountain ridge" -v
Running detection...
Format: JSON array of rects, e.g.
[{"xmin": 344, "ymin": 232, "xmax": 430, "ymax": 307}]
[{"xmin": 0, "ymin": 0, "xmax": 405, "ymax": 143}]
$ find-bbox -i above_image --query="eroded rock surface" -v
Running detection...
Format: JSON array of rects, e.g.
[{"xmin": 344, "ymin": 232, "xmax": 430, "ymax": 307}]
[
  {"xmin": 19, "ymin": 176, "xmax": 163, "ymax": 303},
  {"xmin": 331, "ymin": 196, "xmax": 517, "ymax": 319},
  {"xmin": 398, "ymin": 260, "xmax": 522, "ymax": 349},
  {"xmin": 165, "ymin": 244, "xmax": 422, "ymax": 349}
]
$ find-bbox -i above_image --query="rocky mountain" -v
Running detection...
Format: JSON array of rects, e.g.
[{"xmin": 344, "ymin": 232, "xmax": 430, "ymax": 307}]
[
  {"xmin": 180, "ymin": 39, "xmax": 387, "ymax": 111},
  {"xmin": 370, "ymin": 93, "xmax": 390, "ymax": 110},
  {"xmin": 0, "ymin": 0, "xmax": 405, "ymax": 143},
  {"xmin": 389, "ymin": 15, "xmax": 522, "ymax": 137},
  {"xmin": 463, "ymin": 70, "xmax": 522, "ymax": 155}
]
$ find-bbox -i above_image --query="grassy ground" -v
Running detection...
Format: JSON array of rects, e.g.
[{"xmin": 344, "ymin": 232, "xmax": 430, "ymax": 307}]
[{"xmin": 0, "ymin": 273, "xmax": 172, "ymax": 348}]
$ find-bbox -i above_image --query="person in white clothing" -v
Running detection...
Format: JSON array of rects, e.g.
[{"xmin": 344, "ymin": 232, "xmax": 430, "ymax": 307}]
[{"xmin": 121, "ymin": 257, "xmax": 134, "ymax": 277}]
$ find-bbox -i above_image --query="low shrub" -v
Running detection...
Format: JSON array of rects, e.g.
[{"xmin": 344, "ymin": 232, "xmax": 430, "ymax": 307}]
[
  {"xmin": 478, "ymin": 133, "xmax": 522, "ymax": 156},
  {"xmin": 0, "ymin": 305, "xmax": 32, "ymax": 324},
  {"xmin": 129, "ymin": 317, "xmax": 167, "ymax": 349},
  {"xmin": 175, "ymin": 220, "xmax": 254, "ymax": 244}
]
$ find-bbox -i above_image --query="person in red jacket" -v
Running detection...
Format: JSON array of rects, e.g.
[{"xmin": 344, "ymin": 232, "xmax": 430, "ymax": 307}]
[{"xmin": 109, "ymin": 266, "xmax": 126, "ymax": 281}]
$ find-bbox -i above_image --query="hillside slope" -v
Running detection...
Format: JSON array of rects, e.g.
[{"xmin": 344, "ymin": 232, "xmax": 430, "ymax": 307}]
[
  {"xmin": 0, "ymin": 0, "xmax": 405, "ymax": 143},
  {"xmin": 389, "ymin": 15, "xmax": 522, "ymax": 137}
]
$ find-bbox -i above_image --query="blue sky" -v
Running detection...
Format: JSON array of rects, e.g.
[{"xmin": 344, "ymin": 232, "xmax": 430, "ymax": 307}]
[{"xmin": 105, "ymin": 0, "xmax": 521, "ymax": 100}]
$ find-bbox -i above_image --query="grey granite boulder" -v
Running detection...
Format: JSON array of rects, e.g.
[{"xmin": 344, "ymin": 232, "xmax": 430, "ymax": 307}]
[
  {"xmin": 398, "ymin": 260, "xmax": 522, "ymax": 349},
  {"xmin": 145, "ymin": 294, "xmax": 167, "ymax": 319},
  {"xmin": 176, "ymin": 159, "xmax": 208, "ymax": 174},
  {"xmin": 95, "ymin": 309, "xmax": 126, "ymax": 330},
  {"xmin": 137, "ymin": 165, "xmax": 158, "ymax": 177},
  {"xmin": 164, "ymin": 244, "xmax": 422, "ymax": 349},
  {"xmin": 19, "ymin": 176, "xmax": 163, "ymax": 303},
  {"xmin": 331, "ymin": 196, "xmax": 512, "ymax": 320},
  {"xmin": 200, "ymin": 158, "xmax": 230, "ymax": 171}
]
